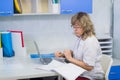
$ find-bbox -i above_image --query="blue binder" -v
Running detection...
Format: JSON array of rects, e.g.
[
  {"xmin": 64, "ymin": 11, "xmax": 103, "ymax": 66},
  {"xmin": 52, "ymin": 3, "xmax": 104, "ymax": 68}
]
[{"xmin": 1, "ymin": 32, "xmax": 14, "ymax": 57}]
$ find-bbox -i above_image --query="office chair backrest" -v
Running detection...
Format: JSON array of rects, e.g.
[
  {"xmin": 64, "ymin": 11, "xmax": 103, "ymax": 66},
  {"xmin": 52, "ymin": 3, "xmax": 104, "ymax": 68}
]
[{"xmin": 100, "ymin": 54, "xmax": 113, "ymax": 80}]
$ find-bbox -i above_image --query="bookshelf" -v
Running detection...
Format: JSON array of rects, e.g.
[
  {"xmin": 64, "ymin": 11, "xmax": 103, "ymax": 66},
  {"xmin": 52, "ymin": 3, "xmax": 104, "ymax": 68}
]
[
  {"xmin": 0, "ymin": 0, "xmax": 92, "ymax": 16},
  {"xmin": 14, "ymin": 0, "xmax": 60, "ymax": 15},
  {"xmin": 14, "ymin": 0, "xmax": 92, "ymax": 15}
]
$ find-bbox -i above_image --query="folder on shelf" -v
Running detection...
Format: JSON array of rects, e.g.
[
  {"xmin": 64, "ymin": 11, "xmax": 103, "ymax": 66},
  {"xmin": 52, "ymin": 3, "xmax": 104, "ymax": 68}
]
[
  {"xmin": 14, "ymin": 0, "xmax": 22, "ymax": 13},
  {"xmin": 38, "ymin": 0, "xmax": 49, "ymax": 13},
  {"xmin": 20, "ymin": 0, "xmax": 31, "ymax": 13}
]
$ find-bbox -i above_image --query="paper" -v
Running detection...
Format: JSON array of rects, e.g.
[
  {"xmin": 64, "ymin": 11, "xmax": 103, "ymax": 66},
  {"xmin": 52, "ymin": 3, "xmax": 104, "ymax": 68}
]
[
  {"xmin": 54, "ymin": 63, "xmax": 86, "ymax": 80},
  {"xmin": 37, "ymin": 59, "xmax": 64, "ymax": 71},
  {"xmin": 36, "ymin": 60, "xmax": 86, "ymax": 80}
]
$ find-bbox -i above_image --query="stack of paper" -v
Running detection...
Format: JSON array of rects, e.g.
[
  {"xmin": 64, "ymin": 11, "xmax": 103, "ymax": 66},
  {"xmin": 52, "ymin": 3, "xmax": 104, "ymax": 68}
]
[{"xmin": 36, "ymin": 60, "xmax": 86, "ymax": 80}]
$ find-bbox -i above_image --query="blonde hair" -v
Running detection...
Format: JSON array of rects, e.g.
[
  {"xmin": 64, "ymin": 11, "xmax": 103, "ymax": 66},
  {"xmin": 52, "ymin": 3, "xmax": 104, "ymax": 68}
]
[{"xmin": 71, "ymin": 12, "xmax": 95, "ymax": 40}]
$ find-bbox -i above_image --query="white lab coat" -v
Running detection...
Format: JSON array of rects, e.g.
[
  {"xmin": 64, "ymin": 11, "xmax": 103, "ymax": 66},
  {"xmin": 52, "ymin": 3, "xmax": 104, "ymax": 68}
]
[{"xmin": 72, "ymin": 35, "xmax": 104, "ymax": 80}]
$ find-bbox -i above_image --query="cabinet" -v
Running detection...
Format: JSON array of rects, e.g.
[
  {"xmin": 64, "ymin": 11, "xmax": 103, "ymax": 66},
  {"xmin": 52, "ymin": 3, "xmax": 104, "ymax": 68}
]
[
  {"xmin": 0, "ymin": 0, "xmax": 92, "ymax": 16},
  {"xmin": 14, "ymin": 0, "xmax": 92, "ymax": 15},
  {"xmin": 0, "ymin": 0, "xmax": 13, "ymax": 16},
  {"xmin": 60, "ymin": 0, "xmax": 92, "ymax": 14}
]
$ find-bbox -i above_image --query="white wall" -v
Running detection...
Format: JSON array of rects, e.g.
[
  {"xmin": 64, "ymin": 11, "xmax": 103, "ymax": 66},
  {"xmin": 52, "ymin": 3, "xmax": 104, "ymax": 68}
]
[
  {"xmin": 0, "ymin": 0, "xmax": 112, "ymax": 54},
  {"xmin": 113, "ymin": 0, "xmax": 120, "ymax": 59},
  {"xmin": 91, "ymin": 0, "xmax": 112, "ymax": 36}
]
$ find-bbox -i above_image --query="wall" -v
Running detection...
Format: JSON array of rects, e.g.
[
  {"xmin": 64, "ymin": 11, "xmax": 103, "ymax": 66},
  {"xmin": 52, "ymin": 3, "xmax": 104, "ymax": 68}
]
[
  {"xmin": 0, "ymin": 0, "xmax": 112, "ymax": 54},
  {"xmin": 113, "ymin": 0, "xmax": 120, "ymax": 59}
]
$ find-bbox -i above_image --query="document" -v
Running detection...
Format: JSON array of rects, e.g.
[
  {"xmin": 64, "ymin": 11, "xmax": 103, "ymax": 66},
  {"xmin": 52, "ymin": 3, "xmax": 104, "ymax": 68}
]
[{"xmin": 36, "ymin": 59, "xmax": 86, "ymax": 80}]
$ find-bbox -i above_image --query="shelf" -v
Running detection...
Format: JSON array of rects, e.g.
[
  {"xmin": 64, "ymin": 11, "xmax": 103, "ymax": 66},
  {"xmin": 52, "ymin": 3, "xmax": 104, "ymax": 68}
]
[
  {"xmin": 14, "ymin": 0, "xmax": 60, "ymax": 15},
  {"xmin": 101, "ymin": 45, "xmax": 112, "ymax": 49},
  {"xmin": 98, "ymin": 36, "xmax": 113, "ymax": 56},
  {"xmin": 14, "ymin": 13, "xmax": 60, "ymax": 16},
  {"xmin": 99, "ymin": 42, "xmax": 112, "ymax": 44}
]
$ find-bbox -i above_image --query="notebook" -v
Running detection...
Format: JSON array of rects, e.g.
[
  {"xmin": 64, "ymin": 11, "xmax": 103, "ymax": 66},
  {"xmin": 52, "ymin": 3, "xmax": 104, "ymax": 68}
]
[{"xmin": 37, "ymin": 59, "xmax": 86, "ymax": 80}]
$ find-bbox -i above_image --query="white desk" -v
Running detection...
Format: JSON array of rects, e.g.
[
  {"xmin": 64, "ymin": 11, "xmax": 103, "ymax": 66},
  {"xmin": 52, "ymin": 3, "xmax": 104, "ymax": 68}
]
[{"xmin": 0, "ymin": 57, "xmax": 59, "ymax": 80}]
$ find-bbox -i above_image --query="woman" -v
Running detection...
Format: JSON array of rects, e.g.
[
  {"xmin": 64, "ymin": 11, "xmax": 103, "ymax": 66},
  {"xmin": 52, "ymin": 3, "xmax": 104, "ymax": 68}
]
[{"xmin": 55, "ymin": 12, "xmax": 104, "ymax": 80}]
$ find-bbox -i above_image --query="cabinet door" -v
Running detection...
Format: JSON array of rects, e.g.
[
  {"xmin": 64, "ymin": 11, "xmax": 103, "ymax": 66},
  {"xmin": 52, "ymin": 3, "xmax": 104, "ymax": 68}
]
[
  {"xmin": 0, "ymin": 0, "xmax": 13, "ymax": 16},
  {"xmin": 60, "ymin": 0, "xmax": 92, "ymax": 14}
]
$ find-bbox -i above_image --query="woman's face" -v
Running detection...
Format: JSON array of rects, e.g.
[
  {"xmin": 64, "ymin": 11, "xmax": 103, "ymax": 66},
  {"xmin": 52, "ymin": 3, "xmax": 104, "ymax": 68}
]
[{"xmin": 72, "ymin": 24, "xmax": 84, "ymax": 37}]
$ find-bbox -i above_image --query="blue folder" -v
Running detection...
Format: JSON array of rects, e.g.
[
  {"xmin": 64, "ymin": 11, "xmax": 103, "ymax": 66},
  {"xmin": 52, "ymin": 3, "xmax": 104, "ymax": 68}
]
[
  {"xmin": 1, "ymin": 32, "xmax": 14, "ymax": 57},
  {"xmin": 30, "ymin": 53, "xmax": 55, "ymax": 58}
]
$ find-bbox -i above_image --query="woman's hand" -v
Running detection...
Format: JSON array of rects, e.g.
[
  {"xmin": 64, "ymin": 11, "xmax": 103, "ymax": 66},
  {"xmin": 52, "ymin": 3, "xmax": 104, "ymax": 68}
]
[
  {"xmin": 63, "ymin": 50, "xmax": 73, "ymax": 61},
  {"xmin": 55, "ymin": 51, "xmax": 64, "ymax": 57}
]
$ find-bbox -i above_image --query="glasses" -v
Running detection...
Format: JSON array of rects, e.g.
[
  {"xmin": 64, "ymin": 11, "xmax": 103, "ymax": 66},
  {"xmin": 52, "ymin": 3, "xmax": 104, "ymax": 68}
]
[{"xmin": 71, "ymin": 24, "xmax": 82, "ymax": 29}]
